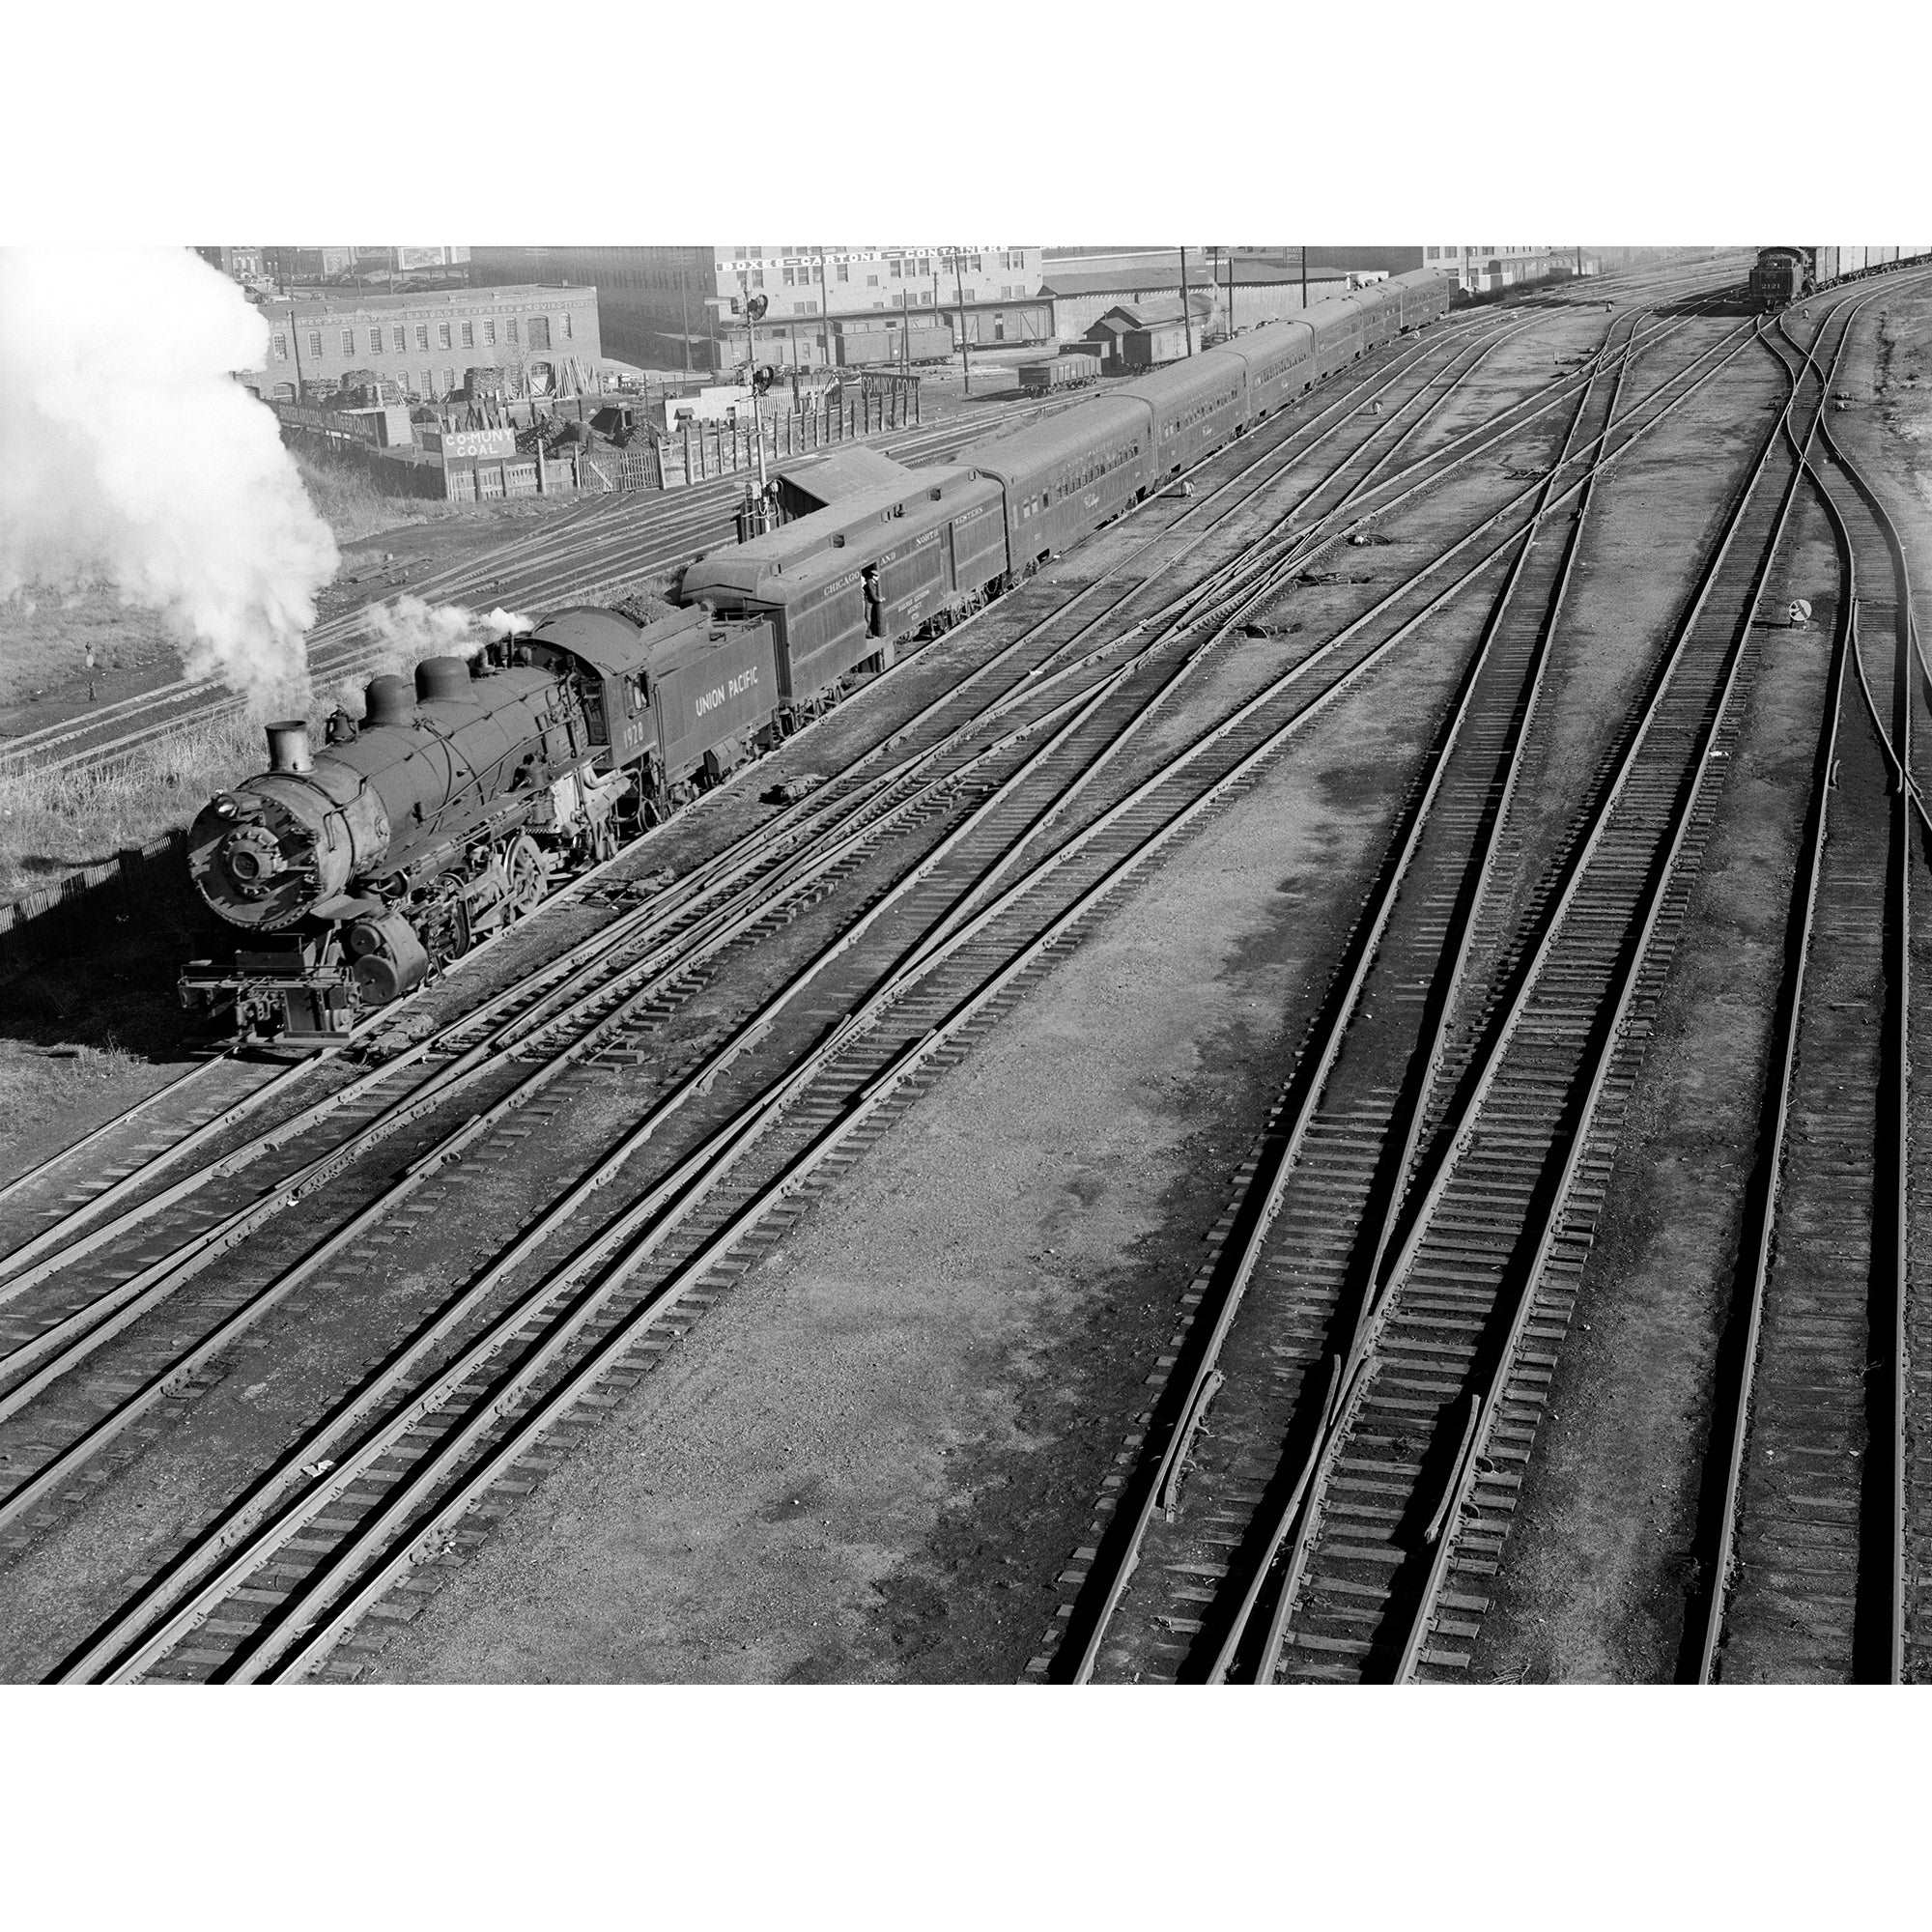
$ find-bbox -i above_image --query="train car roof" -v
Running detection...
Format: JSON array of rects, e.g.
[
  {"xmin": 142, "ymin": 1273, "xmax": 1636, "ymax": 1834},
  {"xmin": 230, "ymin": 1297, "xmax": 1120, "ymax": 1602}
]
[
  {"xmin": 1213, "ymin": 316, "xmax": 1317, "ymax": 366},
  {"xmin": 1115, "ymin": 349, "xmax": 1247, "ymax": 412},
  {"xmin": 958, "ymin": 393, "xmax": 1153, "ymax": 479},
  {"xmin": 528, "ymin": 603, "xmax": 706, "ymax": 677},
  {"xmin": 684, "ymin": 466, "xmax": 1005, "ymax": 602},
  {"xmin": 775, "ymin": 444, "xmax": 918, "ymax": 511}
]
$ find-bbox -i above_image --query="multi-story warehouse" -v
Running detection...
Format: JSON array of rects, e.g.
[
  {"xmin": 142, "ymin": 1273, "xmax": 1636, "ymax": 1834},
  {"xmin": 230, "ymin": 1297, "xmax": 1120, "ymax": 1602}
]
[
  {"xmin": 468, "ymin": 245, "xmax": 1052, "ymax": 371},
  {"xmin": 238, "ymin": 284, "xmax": 601, "ymax": 402}
]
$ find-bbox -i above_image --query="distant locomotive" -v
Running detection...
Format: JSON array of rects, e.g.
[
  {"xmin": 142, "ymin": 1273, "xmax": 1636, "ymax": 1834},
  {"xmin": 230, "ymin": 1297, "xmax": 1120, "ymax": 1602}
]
[
  {"xmin": 1749, "ymin": 246, "xmax": 1810, "ymax": 312},
  {"xmin": 1750, "ymin": 244, "xmax": 1929, "ymax": 312},
  {"xmin": 181, "ymin": 605, "xmax": 781, "ymax": 1044}
]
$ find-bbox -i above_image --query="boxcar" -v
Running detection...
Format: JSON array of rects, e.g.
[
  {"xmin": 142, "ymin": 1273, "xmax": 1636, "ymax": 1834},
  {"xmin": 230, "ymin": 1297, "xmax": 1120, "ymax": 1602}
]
[
  {"xmin": 958, "ymin": 395, "xmax": 1154, "ymax": 573},
  {"xmin": 835, "ymin": 323, "xmax": 953, "ymax": 368}
]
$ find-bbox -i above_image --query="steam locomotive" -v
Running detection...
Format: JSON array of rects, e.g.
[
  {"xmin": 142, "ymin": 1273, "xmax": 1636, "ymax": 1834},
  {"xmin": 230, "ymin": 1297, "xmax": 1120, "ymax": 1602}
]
[{"xmin": 180, "ymin": 605, "xmax": 781, "ymax": 1043}]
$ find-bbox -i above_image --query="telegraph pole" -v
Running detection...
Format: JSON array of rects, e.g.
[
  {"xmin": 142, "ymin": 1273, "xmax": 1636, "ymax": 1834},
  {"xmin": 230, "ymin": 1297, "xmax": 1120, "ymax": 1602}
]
[
  {"xmin": 952, "ymin": 249, "xmax": 973, "ymax": 395},
  {"xmin": 1179, "ymin": 244, "xmax": 1194, "ymax": 355},
  {"xmin": 679, "ymin": 265, "xmax": 692, "ymax": 375},
  {"xmin": 744, "ymin": 294, "xmax": 770, "ymax": 501}
]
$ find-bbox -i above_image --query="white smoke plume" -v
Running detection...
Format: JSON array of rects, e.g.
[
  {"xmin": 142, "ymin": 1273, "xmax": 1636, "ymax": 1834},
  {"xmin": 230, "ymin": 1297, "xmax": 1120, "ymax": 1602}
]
[
  {"xmin": 0, "ymin": 247, "xmax": 339, "ymax": 715},
  {"xmin": 342, "ymin": 596, "xmax": 537, "ymax": 712}
]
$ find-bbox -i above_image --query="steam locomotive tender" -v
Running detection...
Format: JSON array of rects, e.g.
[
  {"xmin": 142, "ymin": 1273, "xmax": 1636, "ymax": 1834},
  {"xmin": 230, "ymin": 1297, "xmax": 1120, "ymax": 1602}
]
[{"xmin": 180, "ymin": 605, "xmax": 780, "ymax": 1045}]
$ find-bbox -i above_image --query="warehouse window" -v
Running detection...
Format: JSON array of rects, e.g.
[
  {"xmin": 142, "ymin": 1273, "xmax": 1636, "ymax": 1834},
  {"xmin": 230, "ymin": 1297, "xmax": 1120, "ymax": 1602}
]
[
  {"xmin": 889, "ymin": 259, "xmax": 903, "ymax": 278},
  {"xmin": 368, "ymin": 328, "xmax": 383, "ymax": 355},
  {"xmin": 562, "ymin": 312, "xmax": 573, "ymax": 339},
  {"xmin": 782, "ymin": 265, "xmax": 796, "ymax": 285},
  {"xmin": 443, "ymin": 367, "xmax": 456, "ymax": 392},
  {"xmin": 271, "ymin": 332, "xmax": 287, "ymax": 359},
  {"xmin": 461, "ymin": 321, "xmax": 474, "ymax": 347},
  {"xmin": 484, "ymin": 319, "xmax": 496, "ymax": 345},
  {"xmin": 416, "ymin": 324, "xmax": 430, "ymax": 350},
  {"xmin": 529, "ymin": 315, "xmax": 552, "ymax": 351},
  {"xmin": 340, "ymin": 329, "xmax": 354, "ymax": 355},
  {"xmin": 838, "ymin": 263, "xmax": 849, "ymax": 283},
  {"xmin": 392, "ymin": 326, "xmax": 406, "ymax": 352},
  {"xmin": 506, "ymin": 318, "xmax": 520, "ymax": 344},
  {"xmin": 438, "ymin": 322, "xmax": 452, "ymax": 350},
  {"xmin": 308, "ymin": 331, "xmax": 323, "ymax": 358},
  {"xmin": 867, "ymin": 275, "xmax": 879, "ymax": 288}
]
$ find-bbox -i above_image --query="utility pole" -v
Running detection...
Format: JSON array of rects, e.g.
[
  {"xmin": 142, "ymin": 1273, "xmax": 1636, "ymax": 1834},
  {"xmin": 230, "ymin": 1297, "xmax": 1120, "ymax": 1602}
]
[
  {"xmin": 952, "ymin": 249, "xmax": 972, "ymax": 395},
  {"xmin": 1301, "ymin": 243, "xmax": 1308, "ymax": 310},
  {"xmin": 289, "ymin": 299, "xmax": 305, "ymax": 398},
  {"xmin": 901, "ymin": 286, "xmax": 911, "ymax": 375},
  {"xmin": 744, "ymin": 294, "xmax": 770, "ymax": 506},
  {"xmin": 679, "ymin": 264, "xmax": 692, "ymax": 376},
  {"xmin": 1225, "ymin": 245, "xmax": 1235, "ymax": 334},
  {"xmin": 1179, "ymin": 243, "xmax": 1194, "ymax": 355}
]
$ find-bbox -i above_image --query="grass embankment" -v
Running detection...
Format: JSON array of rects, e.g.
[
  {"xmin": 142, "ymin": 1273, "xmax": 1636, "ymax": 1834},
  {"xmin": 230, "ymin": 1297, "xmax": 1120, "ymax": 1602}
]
[
  {"xmin": 289, "ymin": 444, "xmax": 460, "ymax": 546},
  {"xmin": 0, "ymin": 710, "xmax": 270, "ymax": 901}
]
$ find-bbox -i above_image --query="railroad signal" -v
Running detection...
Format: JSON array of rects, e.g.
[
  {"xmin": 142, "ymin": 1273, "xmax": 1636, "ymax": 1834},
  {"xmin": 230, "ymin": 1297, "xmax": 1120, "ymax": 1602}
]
[{"xmin": 745, "ymin": 295, "xmax": 769, "ymax": 323}]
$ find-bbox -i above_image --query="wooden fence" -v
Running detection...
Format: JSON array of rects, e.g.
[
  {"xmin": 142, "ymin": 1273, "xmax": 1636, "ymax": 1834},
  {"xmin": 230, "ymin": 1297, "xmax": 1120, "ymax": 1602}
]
[
  {"xmin": 0, "ymin": 829, "xmax": 197, "ymax": 979},
  {"xmin": 661, "ymin": 385, "xmax": 920, "ymax": 489}
]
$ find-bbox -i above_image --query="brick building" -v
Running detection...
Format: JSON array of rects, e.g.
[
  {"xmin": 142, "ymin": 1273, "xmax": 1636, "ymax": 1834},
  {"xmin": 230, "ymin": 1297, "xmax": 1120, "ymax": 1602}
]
[
  {"xmin": 469, "ymin": 245, "xmax": 1052, "ymax": 372},
  {"xmin": 196, "ymin": 244, "xmax": 267, "ymax": 283},
  {"xmin": 240, "ymin": 284, "xmax": 601, "ymax": 403}
]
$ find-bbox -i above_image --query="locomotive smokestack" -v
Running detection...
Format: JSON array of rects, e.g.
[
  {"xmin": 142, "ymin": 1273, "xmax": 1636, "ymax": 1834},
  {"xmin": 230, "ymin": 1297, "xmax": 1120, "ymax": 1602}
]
[{"xmin": 265, "ymin": 720, "xmax": 312, "ymax": 774}]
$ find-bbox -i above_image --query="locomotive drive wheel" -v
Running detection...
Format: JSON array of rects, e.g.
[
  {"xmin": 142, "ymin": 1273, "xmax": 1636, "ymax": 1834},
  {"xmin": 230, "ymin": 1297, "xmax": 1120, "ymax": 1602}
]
[{"xmin": 505, "ymin": 836, "xmax": 547, "ymax": 921}]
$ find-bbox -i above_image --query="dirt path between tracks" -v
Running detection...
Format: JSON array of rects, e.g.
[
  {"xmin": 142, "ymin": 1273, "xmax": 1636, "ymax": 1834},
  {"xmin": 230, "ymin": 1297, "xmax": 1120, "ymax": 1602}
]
[{"xmin": 361, "ymin": 612, "xmax": 1483, "ymax": 1684}]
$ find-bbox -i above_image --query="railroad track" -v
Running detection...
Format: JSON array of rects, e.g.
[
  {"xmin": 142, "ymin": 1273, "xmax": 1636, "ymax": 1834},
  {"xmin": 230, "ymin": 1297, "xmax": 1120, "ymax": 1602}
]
[
  {"xmin": 0, "ymin": 294, "xmax": 1594, "ymax": 1236},
  {"xmin": 14, "ymin": 291, "xmax": 1745, "ymax": 1679},
  {"xmin": 1035, "ymin": 282, "xmax": 1840, "ymax": 1683},
  {"xmin": 1684, "ymin": 285, "xmax": 1927, "ymax": 1683},
  {"xmin": 0, "ymin": 309, "xmax": 1584, "ymax": 1590}
]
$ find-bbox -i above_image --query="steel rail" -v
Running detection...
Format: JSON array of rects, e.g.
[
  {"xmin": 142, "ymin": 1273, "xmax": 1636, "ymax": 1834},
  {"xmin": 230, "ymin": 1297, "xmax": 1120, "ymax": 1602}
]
[
  {"xmin": 1378, "ymin": 309, "xmax": 1864, "ymax": 1678},
  {"xmin": 1685, "ymin": 283, "xmax": 1921, "ymax": 1682},
  {"xmin": 1249, "ymin": 308, "xmax": 1824, "ymax": 1678},
  {"xmin": 1063, "ymin": 311, "xmax": 1654, "ymax": 1683},
  {"xmin": 60, "ymin": 282, "xmax": 1754, "ymax": 1677},
  {"xmin": 1196, "ymin": 314, "xmax": 1655, "ymax": 1684},
  {"xmin": 0, "ymin": 352, "xmax": 1432, "ymax": 1251},
  {"xmin": 2, "ymin": 403, "xmax": 1484, "ymax": 1527}
]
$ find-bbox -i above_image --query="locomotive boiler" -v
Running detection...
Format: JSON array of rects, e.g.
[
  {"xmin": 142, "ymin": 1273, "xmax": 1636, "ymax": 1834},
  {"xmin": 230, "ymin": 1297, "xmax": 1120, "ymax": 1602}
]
[{"xmin": 181, "ymin": 604, "xmax": 780, "ymax": 1045}]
